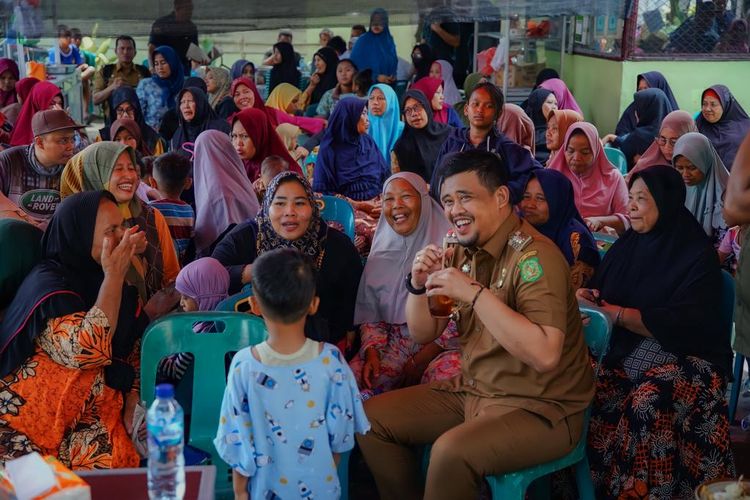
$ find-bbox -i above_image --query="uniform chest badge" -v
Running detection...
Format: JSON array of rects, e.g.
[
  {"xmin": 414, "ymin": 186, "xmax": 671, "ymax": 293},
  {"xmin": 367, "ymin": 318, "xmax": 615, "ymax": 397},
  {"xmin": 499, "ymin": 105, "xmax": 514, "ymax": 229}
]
[{"xmin": 461, "ymin": 263, "xmax": 471, "ymax": 274}]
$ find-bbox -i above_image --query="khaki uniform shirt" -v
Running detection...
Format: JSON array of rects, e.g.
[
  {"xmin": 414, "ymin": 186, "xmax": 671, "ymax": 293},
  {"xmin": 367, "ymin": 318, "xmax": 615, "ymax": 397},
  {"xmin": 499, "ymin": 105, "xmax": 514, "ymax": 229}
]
[
  {"xmin": 435, "ymin": 213, "xmax": 595, "ymax": 424},
  {"xmin": 93, "ymin": 62, "xmax": 150, "ymax": 118}
]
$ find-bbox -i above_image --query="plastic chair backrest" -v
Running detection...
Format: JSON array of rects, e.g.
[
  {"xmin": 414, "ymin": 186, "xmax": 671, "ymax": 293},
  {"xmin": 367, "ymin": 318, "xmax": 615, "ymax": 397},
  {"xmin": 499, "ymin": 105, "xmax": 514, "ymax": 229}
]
[
  {"xmin": 593, "ymin": 232, "xmax": 617, "ymax": 258},
  {"xmin": 214, "ymin": 285, "xmax": 254, "ymax": 312},
  {"xmin": 603, "ymin": 147, "xmax": 628, "ymax": 175},
  {"xmin": 141, "ymin": 312, "xmax": 267, "ymax": 493},
  {"xmin": 317, "ymin": 195, "xmax": 356, "ymax": 242},
  {"xmin": 579, "ymin": 306, "xmax": 612, "ymax": 376}
]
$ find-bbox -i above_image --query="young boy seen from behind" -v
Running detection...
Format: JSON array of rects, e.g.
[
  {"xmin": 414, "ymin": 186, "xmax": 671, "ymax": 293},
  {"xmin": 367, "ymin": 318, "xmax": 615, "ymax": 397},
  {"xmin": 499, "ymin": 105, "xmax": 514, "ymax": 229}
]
[
  {"xmin": 215, "ymin": 248, "xmax": 369, "ymax": 500},
  {"xmin": 148, "ymin": 152, "xmax": 195, "ymax": 265}
]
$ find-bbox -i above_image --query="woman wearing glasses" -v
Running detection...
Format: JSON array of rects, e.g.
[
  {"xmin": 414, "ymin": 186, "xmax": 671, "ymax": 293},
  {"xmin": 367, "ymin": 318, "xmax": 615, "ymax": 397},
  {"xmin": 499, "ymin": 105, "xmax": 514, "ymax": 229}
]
[
  {"xmin": 99, "ymin": 86, "xmax": 166, "ymax": 156},
  {"xmin": 627, "ymin": 110, "xmax": 697, "ymax": 180}
]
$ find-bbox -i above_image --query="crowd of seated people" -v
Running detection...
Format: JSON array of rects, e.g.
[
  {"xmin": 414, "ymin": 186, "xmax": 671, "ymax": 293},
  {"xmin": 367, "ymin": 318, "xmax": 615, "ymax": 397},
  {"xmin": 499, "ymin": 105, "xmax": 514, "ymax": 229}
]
[{"xmin": 0, "ymin": 3, "xmax": 749, "ymax": 498}]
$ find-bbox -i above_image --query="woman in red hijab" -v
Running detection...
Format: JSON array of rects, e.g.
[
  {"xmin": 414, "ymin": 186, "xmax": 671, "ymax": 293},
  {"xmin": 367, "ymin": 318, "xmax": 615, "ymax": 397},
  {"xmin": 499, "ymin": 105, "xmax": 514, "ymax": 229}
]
[
  {"xmin": 9, "ymin": 81, "xmax": 64, "ymax": 146},
  {"xmin": 231, "ymin": 107, "xmax": 301, "ymax": 181},
  {"xmin": 410, "ymin": 77, "xmax": 463, "ymax": 128},
  {"xmin": 224, "ymin": 77, "xmax": 278, "ymax": 127}
]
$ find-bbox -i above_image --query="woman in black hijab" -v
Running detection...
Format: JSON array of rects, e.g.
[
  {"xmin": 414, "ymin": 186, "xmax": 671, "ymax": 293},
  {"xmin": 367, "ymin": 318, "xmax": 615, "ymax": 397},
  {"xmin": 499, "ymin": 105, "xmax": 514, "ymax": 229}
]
[
  {"xmin": 525, "ymin": 88, "xmax": 555, "ymax": 164},
  {"xmin": 603, "ymin": 88, "xmax": 674, "ymax": 171},
  {"xmin": 392, "ymin": 89, "xmax": 451, "ymax": 182},
  {"xmin": 269, "ymin": 41, "xmax": 301, "ymax": 94},
  {"xmin": 410, "ymin": 43, "xmax": 435, "ymax": 83},
  {"xmin": 101, "ymin": 87, "xmax": 166, "ymax": 155},
  {"xmin": 170, "ymin": 86, "xmax": 231, "ymax": 158},
  {"xmin": 579, "ymin": 166, "xmax": 735, "ymax": 498},
  {"xmin": 0, "ymin": 191, "xmax": 148, "ymax": 467},
  {"xmin": 308, "ymin": 46, "xmax": 339, "ymax": 107}
]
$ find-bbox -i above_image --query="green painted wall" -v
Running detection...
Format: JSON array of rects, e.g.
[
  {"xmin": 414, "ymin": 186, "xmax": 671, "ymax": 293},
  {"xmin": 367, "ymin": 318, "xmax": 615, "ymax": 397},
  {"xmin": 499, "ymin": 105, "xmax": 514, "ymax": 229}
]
[
  {"xmin": 620, "ymin": 60, "xmax": 750, "ymax": 120},
  {"xmin": 548, "ymin": 51, "xmax": 750, "ymax": 136}
]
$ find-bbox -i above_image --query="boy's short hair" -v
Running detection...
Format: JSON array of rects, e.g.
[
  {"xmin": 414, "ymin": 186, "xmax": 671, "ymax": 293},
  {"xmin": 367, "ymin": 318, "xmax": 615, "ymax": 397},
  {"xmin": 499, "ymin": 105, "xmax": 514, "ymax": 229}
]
[
  {"xmin": 261, "ymin": 155, "xmax": 289, "ymax": 178},
  {"xmin": 439, "ymin": 150, "xmax": 509, "ymax": 196},
  {"xmin": 57, "ymin": 25, "xmax": 72, "ymax": 38},
  {"xmin": 152, "ymin": 152, "xmax": 191, "ymax": 194},
  {"xmin": 70, "ymin": 28, "xmax": 83, "ymax": 40},
  {"xmin": 252, "ymin": 248, "xmax": 317, "ymax": 324}
]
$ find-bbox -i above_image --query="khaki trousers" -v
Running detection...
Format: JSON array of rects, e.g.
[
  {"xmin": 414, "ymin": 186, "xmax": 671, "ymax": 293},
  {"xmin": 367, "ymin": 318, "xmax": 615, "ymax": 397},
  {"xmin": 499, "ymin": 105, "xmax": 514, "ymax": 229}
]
[{"xmin": 356, "ymin": 383, "xmax": 584, "ymax": 500}]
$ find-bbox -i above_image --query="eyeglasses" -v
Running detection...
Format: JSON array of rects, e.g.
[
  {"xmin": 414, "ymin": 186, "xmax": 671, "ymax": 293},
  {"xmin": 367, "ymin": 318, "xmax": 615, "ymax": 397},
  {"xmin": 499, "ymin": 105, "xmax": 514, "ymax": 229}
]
[
  {"xmin": 116, "ymin": 105, "xmax": 135, "ymax": 115},
  {"xmin": 655, "ymin": 136, "xmax": 678, "ymax": 146},
  {"xmin": 47, "ymin": 136, "xmax": 76, "ymax": 146},
  {"xmin": 403, "ymin": 104, "xmax": 424, "ymax": 116}
]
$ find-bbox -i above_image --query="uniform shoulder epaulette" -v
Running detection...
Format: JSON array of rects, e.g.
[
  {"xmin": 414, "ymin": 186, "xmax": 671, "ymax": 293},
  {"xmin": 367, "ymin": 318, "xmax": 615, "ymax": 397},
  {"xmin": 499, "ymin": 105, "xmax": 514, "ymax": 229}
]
[{"xmin": 508, "ymin": 231, "xmax": 533, "ymax": 252}]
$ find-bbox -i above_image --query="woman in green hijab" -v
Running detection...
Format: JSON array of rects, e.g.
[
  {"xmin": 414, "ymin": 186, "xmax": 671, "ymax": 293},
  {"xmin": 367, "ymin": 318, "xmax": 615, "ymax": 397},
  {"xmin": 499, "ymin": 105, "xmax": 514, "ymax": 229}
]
[{"xmin": 60, "ymin": 142, "xmax": 180, "ymax": 301}]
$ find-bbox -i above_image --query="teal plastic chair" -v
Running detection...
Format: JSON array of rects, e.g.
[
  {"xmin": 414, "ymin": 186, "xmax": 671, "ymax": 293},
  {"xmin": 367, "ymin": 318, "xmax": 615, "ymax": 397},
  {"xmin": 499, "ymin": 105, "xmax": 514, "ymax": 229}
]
[
  {"xmin": 317, "ymin": 195, "xmax": 356, "ymax": 242},
  {"xmin": 422, "ymin": 306, "xmax": 612, "ymax": 500},
  {"xmin": 593, "ymin": 232, "xmax": 618, "ymax": 258},
  {"xmin": 603, "ymin": 147, "xmax": 628, "ymax": 175},
  {"xmin": 142, "ymin": 312, "xmax": 268, "ymax": 498},
  {"xmin": 215, "ymin": 285, "xmax": 253, "ymax": 313}
]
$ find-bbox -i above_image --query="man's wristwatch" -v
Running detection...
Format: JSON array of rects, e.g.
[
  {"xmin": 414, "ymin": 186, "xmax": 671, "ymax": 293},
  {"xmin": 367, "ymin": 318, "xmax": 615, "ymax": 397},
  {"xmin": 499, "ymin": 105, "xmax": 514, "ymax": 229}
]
[{"xmin": 404, "ymin": 272, "xmax": 427, "ymax": 295}]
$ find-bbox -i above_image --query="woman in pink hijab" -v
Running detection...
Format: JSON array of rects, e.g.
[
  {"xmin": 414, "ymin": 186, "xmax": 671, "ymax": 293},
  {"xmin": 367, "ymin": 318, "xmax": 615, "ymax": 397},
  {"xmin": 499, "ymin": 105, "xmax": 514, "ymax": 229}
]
[
  {"xmin": 628, "ymin": 110, "xmax": 697, "ymax": 179},
  {"xmin": 192, "ymin": 129, "xmax": 260, "ymax": 255},
  {"xmin": 548, "ymin": 122, "xmax": 629, "ymax": 234},
  {"xmin": 497, "ymin": 103, "xmax": 535, "ymax": 154},
  {"xmin": 539, "ymin": 78, "xmax": 583, "ymax": 116}
]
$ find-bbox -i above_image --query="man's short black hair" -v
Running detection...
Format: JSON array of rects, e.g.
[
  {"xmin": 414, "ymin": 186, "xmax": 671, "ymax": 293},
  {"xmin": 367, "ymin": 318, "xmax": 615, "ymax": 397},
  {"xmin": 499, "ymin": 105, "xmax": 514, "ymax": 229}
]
[
  {"xmin": 115, "ymin": 35, "xmax": 136, "ymax": 51},
  {"xmin": 152, "ymin": 152, "xmax": 191, "ymax": 194},
  {"xmin": 70, "ymin": 28, "xmax": 83, "ymax": 39},
  {"xmin": 469, "ymin": 82, "xmax": 505, "ymax": 122},
  {"xmin": 57, "ymin": 25, "xmax": 71, "ymax": 38},
  {"xmin": 327, "ymin": 36, "xmax": 347, "ymax": 55},
  {"xmin": 252, "ymin": 248, "xmax": 317, "ymax": 324},
  {"xmin": 439, "ymin": 150, "xmax": 509, "ymax": 196}
]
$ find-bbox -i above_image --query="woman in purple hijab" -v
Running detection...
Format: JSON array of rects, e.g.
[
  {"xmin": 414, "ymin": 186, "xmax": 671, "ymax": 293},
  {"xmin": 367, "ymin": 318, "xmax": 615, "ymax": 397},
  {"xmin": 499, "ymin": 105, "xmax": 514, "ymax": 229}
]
[
  {"xmin": 349, "ymin": 172, "xmax": 460, "ymax": 399},
  {"xmin": 697, "ymin": 84, "xmax": 750, "ymax": 170},
  {"xmin": 192, "ymin": 129, "xmax": 260, "ymax": 255}
]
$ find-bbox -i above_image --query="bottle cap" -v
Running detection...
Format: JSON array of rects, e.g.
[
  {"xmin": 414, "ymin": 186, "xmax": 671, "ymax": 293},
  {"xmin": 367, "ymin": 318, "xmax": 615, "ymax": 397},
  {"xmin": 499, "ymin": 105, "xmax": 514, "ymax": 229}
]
[{"xmin": 155, "ymin": 383, "xmax": 175, "ymax": 399}]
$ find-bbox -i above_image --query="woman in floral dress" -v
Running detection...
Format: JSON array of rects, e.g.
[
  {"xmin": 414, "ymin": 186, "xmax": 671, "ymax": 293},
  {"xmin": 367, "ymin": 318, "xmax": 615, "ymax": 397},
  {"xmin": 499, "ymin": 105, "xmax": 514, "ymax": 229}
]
[
  {"xmin": 0, "ymin": 191, "xmax": 155, "ymax": 468},
  {"xmin": 350, "ymin": 172, "xmax": 460, "ymax": 399}
]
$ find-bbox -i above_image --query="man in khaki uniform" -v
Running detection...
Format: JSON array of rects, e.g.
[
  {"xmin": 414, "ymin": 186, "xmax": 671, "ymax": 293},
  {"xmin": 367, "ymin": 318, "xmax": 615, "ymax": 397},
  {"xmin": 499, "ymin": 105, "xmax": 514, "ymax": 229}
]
[
  {"xmin": 93, "ymin": 36, "xmax": 150, "ymax": 120},
  {"xmin": 357, "ymin": 150, "xmax": 595, "ymax": 500}
]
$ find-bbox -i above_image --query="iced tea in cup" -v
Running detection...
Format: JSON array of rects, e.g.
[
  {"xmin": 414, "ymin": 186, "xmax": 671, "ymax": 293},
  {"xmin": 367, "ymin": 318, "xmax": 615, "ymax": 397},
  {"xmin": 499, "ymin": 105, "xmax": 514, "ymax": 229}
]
[{"xmin": 428, "ymin": 230, "xmax": 459, "ymax": 318}]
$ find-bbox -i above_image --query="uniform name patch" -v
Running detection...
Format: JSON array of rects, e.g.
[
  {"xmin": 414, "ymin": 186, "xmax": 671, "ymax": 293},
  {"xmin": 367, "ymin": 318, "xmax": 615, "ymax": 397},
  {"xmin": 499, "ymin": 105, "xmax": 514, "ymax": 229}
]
[{"xmin": 519, "ymin": 257, "xmax": 544, "ymax": 283}]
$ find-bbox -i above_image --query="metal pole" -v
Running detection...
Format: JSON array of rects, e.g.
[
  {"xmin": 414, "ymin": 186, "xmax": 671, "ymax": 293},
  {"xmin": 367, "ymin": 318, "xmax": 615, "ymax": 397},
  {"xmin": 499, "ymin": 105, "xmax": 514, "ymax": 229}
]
[
  {"xmin": 502, "ymin": 18, "xmax": 509, "ymax": 98},
  {"xmin": 472, "ymin": 21, "xmax": 479, "ymax": 73},
  {"xmin": 560, "ymin": 16, "xmax": 566, "ymax": 78}
]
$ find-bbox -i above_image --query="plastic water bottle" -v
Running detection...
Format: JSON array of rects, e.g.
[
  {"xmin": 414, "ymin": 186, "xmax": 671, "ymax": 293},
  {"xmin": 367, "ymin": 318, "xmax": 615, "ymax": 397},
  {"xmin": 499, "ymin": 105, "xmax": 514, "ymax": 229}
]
[{"xmin": 147, "ymin": 384, "xmax": 185, "ymax": 500}]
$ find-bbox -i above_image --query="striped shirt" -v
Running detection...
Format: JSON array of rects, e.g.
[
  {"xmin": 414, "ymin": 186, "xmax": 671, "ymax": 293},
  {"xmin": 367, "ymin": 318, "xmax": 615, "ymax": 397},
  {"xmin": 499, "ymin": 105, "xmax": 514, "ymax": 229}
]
[{"xmin": 148, "ymin": 198, "xmax": 194, "ymax": 263}]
